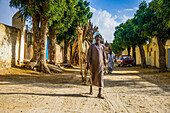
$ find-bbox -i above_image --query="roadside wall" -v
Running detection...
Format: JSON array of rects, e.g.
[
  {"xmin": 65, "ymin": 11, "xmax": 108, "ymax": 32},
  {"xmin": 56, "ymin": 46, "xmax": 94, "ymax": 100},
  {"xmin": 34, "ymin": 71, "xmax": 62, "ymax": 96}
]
[
  {"xmin": 0, "ymin": 23, "xmax": 20, "ymax": 69},
  {"xmin": 55, "ymin": 44, "xmax": 63, "ymax": 63},
  {"xmin": 0, "ymin": 11, "xmax": 25, "ymax": 70},
  {"xmin": 122, "ymin": 37, "xmax": 170, "ymax": 68}
]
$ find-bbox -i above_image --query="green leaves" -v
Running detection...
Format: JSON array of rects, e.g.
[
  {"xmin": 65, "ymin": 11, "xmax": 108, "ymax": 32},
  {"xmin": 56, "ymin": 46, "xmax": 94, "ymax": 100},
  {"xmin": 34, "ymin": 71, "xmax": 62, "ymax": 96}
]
[
  {"xmin": 112, "ymin": 1, "xmax": 150, "ymax": 53},
  {"xmin": 112, "ymin": 0, "xmax": 169, "ymax": 54},
  {"xmin": 56, "ymin": 0, "xmax": 93, "ymax": 44},
  {"xmin": 143, "ymin": 0, "xmax": 170, "ymax": 41}
]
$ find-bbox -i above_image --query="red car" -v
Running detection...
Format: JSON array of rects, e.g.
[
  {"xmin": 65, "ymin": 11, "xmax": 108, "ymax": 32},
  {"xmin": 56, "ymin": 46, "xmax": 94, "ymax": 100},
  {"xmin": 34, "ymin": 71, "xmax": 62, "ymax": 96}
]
[{"xmin": 117, "ymin": 55, "xmax": 136, "ymax": 67}]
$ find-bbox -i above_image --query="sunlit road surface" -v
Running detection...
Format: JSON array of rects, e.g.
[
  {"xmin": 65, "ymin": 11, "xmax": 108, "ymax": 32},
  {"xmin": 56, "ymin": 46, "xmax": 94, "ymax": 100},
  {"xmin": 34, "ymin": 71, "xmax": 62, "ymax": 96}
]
[{"xmin": 0, "ymin": 65, "xmax": 169, "ymax": 113}]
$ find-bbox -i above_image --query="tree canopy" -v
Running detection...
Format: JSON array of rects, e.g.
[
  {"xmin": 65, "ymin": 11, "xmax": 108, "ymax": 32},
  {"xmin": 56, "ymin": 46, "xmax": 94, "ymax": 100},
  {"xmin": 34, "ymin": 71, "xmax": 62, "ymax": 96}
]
[
  {"xmin": 57, "ymin": 0, "xmax": 93, "ymax": 44},
  {"xmin": 112, "ymin": 0, "xmax": 170, "ymax": 71}
]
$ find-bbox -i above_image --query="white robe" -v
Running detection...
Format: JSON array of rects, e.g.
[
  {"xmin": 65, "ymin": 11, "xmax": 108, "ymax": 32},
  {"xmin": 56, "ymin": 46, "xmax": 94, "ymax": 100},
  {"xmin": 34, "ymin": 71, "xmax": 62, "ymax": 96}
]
[{"xmin": 108, "ymin": 54, "xmax": 114, "ymax": 71}]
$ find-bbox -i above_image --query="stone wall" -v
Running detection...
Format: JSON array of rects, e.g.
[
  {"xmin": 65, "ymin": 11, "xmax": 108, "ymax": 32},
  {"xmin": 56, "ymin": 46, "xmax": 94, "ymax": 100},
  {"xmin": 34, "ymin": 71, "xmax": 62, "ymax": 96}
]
[{"xmin": 0, "ymin": 23, "xmax": 20, "ymax": 69}]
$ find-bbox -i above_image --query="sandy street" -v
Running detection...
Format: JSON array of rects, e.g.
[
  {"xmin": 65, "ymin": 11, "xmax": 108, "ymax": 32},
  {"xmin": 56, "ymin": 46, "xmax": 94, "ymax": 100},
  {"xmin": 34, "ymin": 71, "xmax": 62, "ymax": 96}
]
[{"xmin": 0, "ymin": 65, "xmax": 169, "ymax": 113}]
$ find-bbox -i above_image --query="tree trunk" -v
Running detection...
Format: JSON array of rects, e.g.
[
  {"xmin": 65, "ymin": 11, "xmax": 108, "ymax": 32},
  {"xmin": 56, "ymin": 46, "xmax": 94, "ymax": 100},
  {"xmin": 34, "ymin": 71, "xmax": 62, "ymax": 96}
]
[
  {"xmin": 30, "ymin": 15, "xmax": 40, "ymax": 62},
  {"xmin": 119, "ymin": 51, "xmax": 122, "ymax": 56},
  {"xmin": 38, "ymin": 18, "xmax": 50, "ymax": 73},
  {"xmin": 157, "ymin": 36, "xmax": 167, "ymax": 72},
  {"xmin": 26, "ymin": 15, "xmax": 41, "ymax": 70},
  {"xmin": 28, "ymin": 1, "xmax": 39, "ymax": 63},
  {"xmin": 137, "ymin": 43, "xmax": 147, "ymax": 68},
  {"xmin": 27, "ymin": 1, "xmax": 50, "ymax": 73},
  {"xmin": 49, "ymin": 26, "xmax": 56, "ymax": 65},
  {"xmin": 63, "ymin": 39, "xmax": 69, "ymax": 63},
  {"xmin": 127, "ymin": 46, "xmax": 130, "ymax": 56},
  {"xmin": 132, "ymin": 44, "xmax": 136, "ymax": 64}
]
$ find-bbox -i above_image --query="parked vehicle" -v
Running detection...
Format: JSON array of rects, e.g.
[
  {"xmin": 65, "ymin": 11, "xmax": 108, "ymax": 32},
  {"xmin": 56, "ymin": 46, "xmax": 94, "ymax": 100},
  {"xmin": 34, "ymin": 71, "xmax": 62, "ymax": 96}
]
[{"xmin": 117, "ymin": 55, "xmax": 136, "ymax": 67}]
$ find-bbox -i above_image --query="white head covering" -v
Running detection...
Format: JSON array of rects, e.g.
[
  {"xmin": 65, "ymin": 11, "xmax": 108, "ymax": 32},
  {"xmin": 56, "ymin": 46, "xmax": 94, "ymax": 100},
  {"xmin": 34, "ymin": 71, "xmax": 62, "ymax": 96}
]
[
  {"xmin": 93, "ymin": 32, "xmax": 102, "ymax": 39},
  {"xmin": 92, "ymin": 32, "xmax": 103, "ymax": 44}
]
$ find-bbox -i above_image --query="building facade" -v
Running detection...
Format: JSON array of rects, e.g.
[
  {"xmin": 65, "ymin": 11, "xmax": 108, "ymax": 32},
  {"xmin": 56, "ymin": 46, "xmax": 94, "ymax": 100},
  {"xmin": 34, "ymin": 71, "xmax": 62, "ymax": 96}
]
[
  {"xmin": 0, "ymin": 12, "xmax": 65, "ymax": 70},
  {"xmin": 122, "ymin": 37, "xmax": 170, "ymax": 69}
]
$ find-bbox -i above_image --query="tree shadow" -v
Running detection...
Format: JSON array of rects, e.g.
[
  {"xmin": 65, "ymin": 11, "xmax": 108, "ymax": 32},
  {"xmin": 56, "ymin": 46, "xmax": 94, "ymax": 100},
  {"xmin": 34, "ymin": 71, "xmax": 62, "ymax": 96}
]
[
  {"xmin": 0, "ymin": 70, "xmax": 83, "ymax": 89},
  {"xmin": 0, "ymin": 92, "xmax": 91, "ymax": 98}
]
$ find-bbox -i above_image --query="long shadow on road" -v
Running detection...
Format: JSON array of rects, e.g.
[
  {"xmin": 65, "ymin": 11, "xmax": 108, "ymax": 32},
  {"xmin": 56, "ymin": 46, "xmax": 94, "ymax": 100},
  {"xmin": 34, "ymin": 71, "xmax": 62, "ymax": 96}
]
[
  {"xmin": 0, "ymin": 67, "xmax": 83, "ymax": 89},
  {"xmin": 0, "ymin": 92, "xmax": 91, "ymax": 98}
]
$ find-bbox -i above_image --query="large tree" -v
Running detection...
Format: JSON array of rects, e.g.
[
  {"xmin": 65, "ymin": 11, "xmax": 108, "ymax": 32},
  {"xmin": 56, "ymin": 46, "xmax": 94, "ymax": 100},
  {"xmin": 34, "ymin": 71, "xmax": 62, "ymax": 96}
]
[
  {"xmin": 113, "ymin": 17, "xmax": 148, "ymax": 68},
  {"xmin": 122, "ymin": 19, "xmax": 137, "ymax": 62},
  {"xmin": 132, "ymin": 1, "xmax": 152, "ymax": 68},
  {"xmin": 143, "ymin": 0, "xmax": 170, "ymax": 72},
  {"xmin": 112, "ymin": 24, "xmax": 125, "ymax": 55},
  {"xmin": 111, "ymin": 39, "xmax": 125, "ymax": 55},
  {"xmin": 113, "ymin": 22, "xmax": 135, "ymax": 56},
  {"xmin": 57, "ymin": 0, "xmax": 93, "ymax": 63},
  {"xmin": 48, "ymin": 0, "xmax": 77, "ymax": 64},
  {"xmin": 10, "ymin": 0, "xmax": 60, "ymax": 73}
]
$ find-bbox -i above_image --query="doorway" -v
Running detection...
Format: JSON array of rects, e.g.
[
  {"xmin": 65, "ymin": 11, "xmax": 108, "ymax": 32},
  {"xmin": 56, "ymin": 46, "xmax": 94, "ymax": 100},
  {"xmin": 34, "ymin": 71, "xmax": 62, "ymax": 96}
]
[
  {"xmin": 46, "ymin": 37, "xmax": 49, "ymax": 60},
  {"xmin": 168, "ymin": 48, "xmax": 170, "ymax": 69},
  {"xmin": 154, "ymin": 51, "xmax": 156, "ymax": 67}
]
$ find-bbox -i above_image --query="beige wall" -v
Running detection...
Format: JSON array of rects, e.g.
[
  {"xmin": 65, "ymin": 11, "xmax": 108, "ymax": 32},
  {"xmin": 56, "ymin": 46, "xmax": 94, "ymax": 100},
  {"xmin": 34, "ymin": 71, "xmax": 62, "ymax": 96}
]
[
  {"xmin": 58, "ymin": 41, "xmax": 70, "ymax": 64},
  {"xmin": 0, "ymin": 23, "xmax": 20, "ymax": 69},
  {"xmin": 122, "ymin": 48, "xmax": 128, "ymax": 56},
  {"xmin": 122, "ymin": 37, "xmax": 170, "ymax": 68},
  {"xmin": 55, "ymin": 44, "xmax": 63, "ymax": 63},
  {"xmin": 165, "ymin": 40, "xmax": 170, "ymax": 67}
]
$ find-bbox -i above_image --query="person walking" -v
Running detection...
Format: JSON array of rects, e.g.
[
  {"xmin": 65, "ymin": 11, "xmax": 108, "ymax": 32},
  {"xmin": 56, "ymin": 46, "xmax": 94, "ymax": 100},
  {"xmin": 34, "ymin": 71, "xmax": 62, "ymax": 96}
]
[
  {"xmin": 86, "ymin": 32, "xmax": 106, "ymax": 99},
  {"xmin": 107, "ymin": 49, "xmax": 114, "ymax": 74}
]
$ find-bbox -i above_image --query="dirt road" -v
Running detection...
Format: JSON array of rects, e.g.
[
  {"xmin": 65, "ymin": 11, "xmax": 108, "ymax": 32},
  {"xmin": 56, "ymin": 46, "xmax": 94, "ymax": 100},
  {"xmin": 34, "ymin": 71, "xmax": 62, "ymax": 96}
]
[{"xmin": 0, "ymin": 65, "xmax": 169, "ymax": 113}]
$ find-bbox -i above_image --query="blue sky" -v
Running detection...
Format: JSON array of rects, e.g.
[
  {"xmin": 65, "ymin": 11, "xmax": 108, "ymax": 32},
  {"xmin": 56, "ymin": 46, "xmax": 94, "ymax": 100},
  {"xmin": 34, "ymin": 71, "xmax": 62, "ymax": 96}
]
[
  {"xmin": 0, "ymin": 0, "xmax": 18, "ymax": 26},
  {"xmin": 87, "ymin": 0, "xmax": 152, "ymax": 42},
  {"xmin": 0, "ymin": 0, "xmax": 152, "ymax": 42}
]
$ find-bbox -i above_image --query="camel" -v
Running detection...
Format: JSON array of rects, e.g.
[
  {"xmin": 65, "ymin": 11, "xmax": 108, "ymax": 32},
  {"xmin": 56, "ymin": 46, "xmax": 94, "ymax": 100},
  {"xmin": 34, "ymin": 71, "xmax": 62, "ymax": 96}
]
[{"xmin": 72, "ymin": 21, "xmax": 99, "ymax": 84}]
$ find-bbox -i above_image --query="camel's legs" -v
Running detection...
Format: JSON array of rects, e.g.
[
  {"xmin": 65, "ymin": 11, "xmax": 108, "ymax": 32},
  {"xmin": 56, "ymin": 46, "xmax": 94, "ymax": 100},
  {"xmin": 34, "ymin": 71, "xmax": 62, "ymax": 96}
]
[
  {"xmin": 83, "ymin": 62, "xmax": 88, "ymax": 84},
  {"xmin": 79, "ymin": 58, "xmax": 83, "ymax": 81},
  {"xmin": 78, "ymin": 34, "xmax": 83, "ymax": 82}
]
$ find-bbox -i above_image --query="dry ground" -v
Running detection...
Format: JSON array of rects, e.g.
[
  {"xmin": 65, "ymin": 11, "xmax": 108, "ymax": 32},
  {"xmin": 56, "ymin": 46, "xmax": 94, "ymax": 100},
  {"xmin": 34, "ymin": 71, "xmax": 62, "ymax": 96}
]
[{"xmin": 0, "ymin": 65, "xmax": 170, "ymax": 113}]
